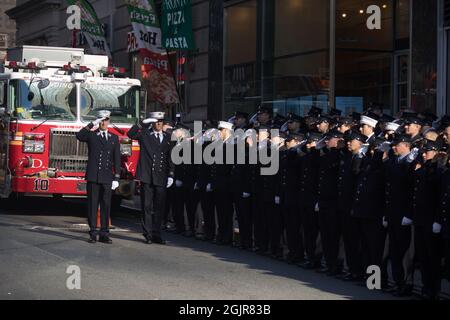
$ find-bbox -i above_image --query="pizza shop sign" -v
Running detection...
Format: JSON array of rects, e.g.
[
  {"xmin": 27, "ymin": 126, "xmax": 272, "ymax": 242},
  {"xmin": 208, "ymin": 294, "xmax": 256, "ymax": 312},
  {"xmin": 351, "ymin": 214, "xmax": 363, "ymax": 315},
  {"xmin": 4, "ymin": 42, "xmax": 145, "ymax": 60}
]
[{"xmin": 161, "ymin": 0, "xmax": 195, "ymax": 50}]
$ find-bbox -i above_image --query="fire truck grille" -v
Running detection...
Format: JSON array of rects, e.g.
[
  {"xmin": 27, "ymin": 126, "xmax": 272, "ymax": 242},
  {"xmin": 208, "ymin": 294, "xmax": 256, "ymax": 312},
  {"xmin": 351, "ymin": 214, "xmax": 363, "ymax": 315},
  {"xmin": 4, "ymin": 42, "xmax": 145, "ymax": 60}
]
[{"xmin": 49, "ymin": 130, "xmax": 88, "ymax": 172}]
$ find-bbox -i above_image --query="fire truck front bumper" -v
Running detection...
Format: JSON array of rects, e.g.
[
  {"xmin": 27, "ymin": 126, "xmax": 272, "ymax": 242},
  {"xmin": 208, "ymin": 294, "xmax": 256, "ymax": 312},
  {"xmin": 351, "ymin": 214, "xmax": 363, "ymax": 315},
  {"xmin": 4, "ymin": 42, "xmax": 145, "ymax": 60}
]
[{"xmin": 12, "ymin": 177, "xmax": 88, "ymax": 197}]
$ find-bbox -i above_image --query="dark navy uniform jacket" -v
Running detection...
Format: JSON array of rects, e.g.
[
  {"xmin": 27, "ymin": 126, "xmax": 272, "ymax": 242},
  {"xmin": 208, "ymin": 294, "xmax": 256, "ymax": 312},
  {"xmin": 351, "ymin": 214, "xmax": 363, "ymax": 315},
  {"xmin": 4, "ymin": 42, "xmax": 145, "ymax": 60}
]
[
  {"xmin": 76, "ymin": 124, "xmax": 121, "ymax": 184},
  {"xmin": 298, "ymin": 146, "xmax": 320, "ymax": 206},
  {"xmin": 352, "ymin": 151, "xmax": 385, "ymax": 219},
  {"xmin": 318, "ymin": 147, "xmax": 341, "ymax": 207},
  {"xmin": 383, "ymin": 154, "xmax": 415, "ymax": 225},
  {"xmin": 128, "ymin": 124, "xmax": 175, "ymax": 187},
  {"xmin": 438, "ymin": 167, "xmax": 450, "ymax": 237},
  {"xmin": 411, "ymin": 160, "xmax": 440, "ymax": 227}
]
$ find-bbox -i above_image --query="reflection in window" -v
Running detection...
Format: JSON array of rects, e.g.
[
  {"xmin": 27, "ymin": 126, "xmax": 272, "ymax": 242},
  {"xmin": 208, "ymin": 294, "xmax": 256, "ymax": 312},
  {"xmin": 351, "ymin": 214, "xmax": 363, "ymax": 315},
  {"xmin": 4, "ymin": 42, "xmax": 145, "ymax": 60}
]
[
  {"xmin": 411, "ymin": 0, "xmax": 437, "ymax": 114},
  {"xmin": 12, "ymin": 80, "xmax": 76, "ymax": 121},
  {"xmin": 335, "ymin": 0, "xmax": 394, "ymax": 114},
  {"xmin": 272, "ymin": 53, "xmax": 330, "ymax": 115},
  {"xmin": 81, "ymin": 84, "xmax": 140, "ymax": 124},
  {"xmin": 267, "ymin": 0, "xmax": 330, "ymax": 116},
  {"xmin": 275, "ymin": 0, "xmax": 329, "ymax": 57},
  {"xmin": 224, "ymin": 0, "xmax": 258, "ymax": 118}
]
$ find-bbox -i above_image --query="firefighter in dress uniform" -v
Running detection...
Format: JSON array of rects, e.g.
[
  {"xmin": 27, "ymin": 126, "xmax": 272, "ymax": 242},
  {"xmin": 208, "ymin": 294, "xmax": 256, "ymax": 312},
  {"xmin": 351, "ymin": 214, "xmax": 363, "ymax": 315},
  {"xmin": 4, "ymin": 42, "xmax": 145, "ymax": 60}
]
[
  {"xmin": 76, "ymin": 110, "xmax": 121, "ymax": 244},
  {"xmin": 128, "ymin": 112, "xmax": 175, "ymax": 245}
]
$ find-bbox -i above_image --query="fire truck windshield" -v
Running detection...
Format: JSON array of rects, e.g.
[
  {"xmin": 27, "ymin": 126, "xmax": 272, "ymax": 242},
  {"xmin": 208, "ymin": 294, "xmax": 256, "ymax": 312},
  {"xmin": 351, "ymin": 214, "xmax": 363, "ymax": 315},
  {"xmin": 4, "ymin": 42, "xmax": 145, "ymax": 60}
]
[
  {"xmin": 11, "ymin": 79, "xmax": 77, "ymax": 121},
  {"xmin": 81, "ymin": 83, "xmax": 140, "ymax": 124}
]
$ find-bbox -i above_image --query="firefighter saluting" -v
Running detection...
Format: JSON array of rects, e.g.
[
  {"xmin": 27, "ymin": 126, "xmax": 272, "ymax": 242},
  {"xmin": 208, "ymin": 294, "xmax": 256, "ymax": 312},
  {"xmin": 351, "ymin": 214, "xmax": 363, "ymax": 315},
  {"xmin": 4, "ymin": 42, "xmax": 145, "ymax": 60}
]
[{"xmin": 76, "ymin": 110, "xmax": 121, "ymax": 244}]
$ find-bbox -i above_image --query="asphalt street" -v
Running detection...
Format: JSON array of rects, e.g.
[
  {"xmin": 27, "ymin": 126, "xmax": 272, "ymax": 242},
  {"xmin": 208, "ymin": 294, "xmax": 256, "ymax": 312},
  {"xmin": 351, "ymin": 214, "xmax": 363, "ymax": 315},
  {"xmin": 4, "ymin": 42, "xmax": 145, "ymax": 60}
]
[{"xmin": 0, "ymin": 198, "xmax": 399, "ymax": 300}]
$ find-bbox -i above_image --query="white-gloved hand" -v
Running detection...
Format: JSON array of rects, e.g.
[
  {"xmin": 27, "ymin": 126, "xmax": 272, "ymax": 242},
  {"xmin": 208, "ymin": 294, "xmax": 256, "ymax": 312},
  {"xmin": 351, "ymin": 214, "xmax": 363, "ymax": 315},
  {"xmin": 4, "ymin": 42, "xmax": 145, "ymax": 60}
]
[
  {"xmin": 194, "ymin": 182, "xmax": 199, "ymax": 190},
  {"xmin": 433, "ymin": 222, "xmax": 442, "ymax": 234},
  {"xmin": 143, "ymin": 118, "xmax": 158, "ymax": 124},
  {"xmin": 401, "ymin": 216, "xmax": 413, "ymax": 226},
  {"xmin": 93, "ymin": 117, "xmax": 106, "ymax": 127},
  {"xmin": 242, "ymin": 192, "xmax": 251, "ymax": 199},
  {"xmin": 315, "ymin": 203, "xmax": 319, "ymax": 212},
  {"xmin": 175, "ymin": 180, "xmax": 183, "ymax": 188},
  {"xmin": 382, "ymin": 216, "xmax": 388, "ymax": 228},
  {"xmin": 206, "ymin": 183, "xmax": 213, "ymax": 193},
  {"xmin": 275, "ymin": 196, "xmax": 281, "ymax": 205},
  {"xmin": 379, "ymin": 141, "xmax": 392, "ymax": 153},
  {"xmin": 111, "ymin": 181, "xmax": 119, "ymax": 191},
  {"xmin": 167, "ymin": 177, "xmax": 174, "ymax": 188}
]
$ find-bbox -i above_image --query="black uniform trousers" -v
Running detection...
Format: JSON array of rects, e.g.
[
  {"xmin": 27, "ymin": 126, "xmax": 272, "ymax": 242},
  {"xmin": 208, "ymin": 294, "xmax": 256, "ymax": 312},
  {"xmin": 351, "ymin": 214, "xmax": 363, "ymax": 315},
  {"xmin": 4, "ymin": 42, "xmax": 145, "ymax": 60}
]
[
  {"xmin": 163, "ymin": 186, "xmax": 175, "ymax": 228},
  {"xmin": 269, "ymin": 201, "xmax": 284, "ymax": 256},
  {"xmin": 445, "ymin": 237, "xmax": 450, "ymax": 281},
  {"xmin": 319, "ymin": 204, "xmax": 341, "ymax": 270},
  {"xmin": 284, "ymin": 195, "xmax": 304, "ymax": 262},
  {"xmin": 233, "ymin": 192, "xmax": 253, "ymax": 249},
  {"xmin": 415, "ymin": 226, "xmax": 442, "ymax": 297},
  {"xmin": 254, "ymin": 193, "xmax": 270, "ymax": 252},
  {"xmin": 185, "ymin": 188, "xmax": 200, "ymax": 233},
  {"xmin": 300, "ymin": 201, "xmax": 320, "ymax": 263},
  {"xmin": 357, "ymin": 218, "xmax": 384, "ymax": 273},
  {"xmin": 214, "ymin": 190, "xmax": 234, "ymax": 244},
  {"xmin": 388, "ymin": 223, "xmax": 413, "ymax": 287},
  {"xmin": 87, "ymin": 182, "xmax": 112, "ymax": 238},
  {"xmin": 172, "ymin": 185, "xmax": 186, "ymax": 233},
  {"xmin": 141, "ymin": 183, "xmax": 166, "ymax": 240},
  {"xmin": 200, "ymin": 189, "xmax": 216, "ymax": 240},
  {"xmin": 341, "ymin": 210, "xmax": 362, "ymax": 276}
]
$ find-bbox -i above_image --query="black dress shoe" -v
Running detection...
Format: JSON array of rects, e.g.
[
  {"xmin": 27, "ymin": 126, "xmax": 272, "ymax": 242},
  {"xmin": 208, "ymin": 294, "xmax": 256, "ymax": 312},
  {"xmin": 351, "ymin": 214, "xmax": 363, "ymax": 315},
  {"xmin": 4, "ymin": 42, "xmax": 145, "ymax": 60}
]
[
  {"xmin": 152, "ymin": 238, "xmax": 166, "ymax": 245},
  {"xmin": 144, "ymin": 237, "xmax": 152, "ymax": 244},
  {"xmin": 88, "ymin": 236, "xmax": 97, "ymax": 244},
  {"xmin": 298, "ymin": 261, "xmax": 315, "ymax": 269},
  {"xmin": 99, "ymin": 236, "xmax": 112, "ymax": 244},
  {"xmin": 317, "ymin": 266, "xmax": 330, "ymax": 274}
]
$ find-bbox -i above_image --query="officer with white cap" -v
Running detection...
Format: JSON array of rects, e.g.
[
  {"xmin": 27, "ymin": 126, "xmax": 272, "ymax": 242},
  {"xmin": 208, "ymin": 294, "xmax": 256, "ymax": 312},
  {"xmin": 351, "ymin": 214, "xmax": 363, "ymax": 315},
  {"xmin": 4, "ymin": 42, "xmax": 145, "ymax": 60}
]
[
  {"xmin": 210, "ymin": 120, "xmax": 235, "ymax": 245},
  {"xmin": 128, "ymin": 111, "xmax": 175, "ymax": 245},
  {"xmin": 76, "ymin": 110, "xmax": 121, "ymax": 244},
  {"xmin": 360, "ymin": 113, "xmax": 379, "ymax": 144}
]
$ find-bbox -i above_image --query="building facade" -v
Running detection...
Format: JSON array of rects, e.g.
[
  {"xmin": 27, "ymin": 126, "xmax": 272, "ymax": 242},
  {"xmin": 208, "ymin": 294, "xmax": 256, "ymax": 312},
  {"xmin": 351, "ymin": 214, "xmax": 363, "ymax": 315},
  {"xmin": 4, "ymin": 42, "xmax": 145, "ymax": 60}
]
[
  {"xmin": 0, "ymin": 0, "xmax": 16, "ymax": 63},
  {"xmin": 5, "ymin": 0, "xmax": 450, "ymax": 120}
]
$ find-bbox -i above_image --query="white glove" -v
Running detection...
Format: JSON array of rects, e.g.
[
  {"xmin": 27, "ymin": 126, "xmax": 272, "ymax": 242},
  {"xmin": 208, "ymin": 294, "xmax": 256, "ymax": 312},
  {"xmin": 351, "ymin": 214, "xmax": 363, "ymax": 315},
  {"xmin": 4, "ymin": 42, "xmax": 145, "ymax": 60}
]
[
  {"xmin": 93, "ymin": 117, "xmax": 106, "ymax": 127},
  {"xmin": 206, "ymin": 183, "xmax": 213, "ymax": 193},
  {"xmin": 111, "ymin": 181, "xmax": 119, "ymax": 191},
  {"xmin": 167, "ymin": 177, "xmax": 174, "ymax": 188},
  {"xmin": 242, "ymin": 192, "xmax": 251, "ymax": 199},
  {"xmin": 433, "ymin": 222, "xmax": 442, "ymax": 234},
  {"xmin": 175, "ymin": 180, "xmax": 183, "ymax": 188},
  {"xmin": 275, "ymin": 196, "xmax": 281, "ymax": 205},
  {"xmin": 194, "ymin": 182, "xmax": 199, "ymax": 190},
  {"xmin": 315, "ymin": 203, "xmax": 319, "ymax": 212},
  {"xmin": 143, "ymin": 118, "xmax": 158, "ymax": 124},
  {"xmin": 382, "ymin": 216, "xmax": 388, "ymax": 228},
  {"xmin": 378, "ymin": 141, "xmax": 392, "ymax": 153},
  {"xmin": 401, "ymin": 216, "xmax": 413, "ymax": 226}
]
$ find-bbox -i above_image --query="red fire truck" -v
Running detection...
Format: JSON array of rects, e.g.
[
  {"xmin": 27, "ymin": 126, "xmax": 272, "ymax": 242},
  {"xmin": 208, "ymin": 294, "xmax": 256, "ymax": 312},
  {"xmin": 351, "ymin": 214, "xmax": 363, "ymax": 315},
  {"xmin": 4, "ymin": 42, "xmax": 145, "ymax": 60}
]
[{"xmin": 0, "ymin": 46, "xmax": 141, "ymax": 201}]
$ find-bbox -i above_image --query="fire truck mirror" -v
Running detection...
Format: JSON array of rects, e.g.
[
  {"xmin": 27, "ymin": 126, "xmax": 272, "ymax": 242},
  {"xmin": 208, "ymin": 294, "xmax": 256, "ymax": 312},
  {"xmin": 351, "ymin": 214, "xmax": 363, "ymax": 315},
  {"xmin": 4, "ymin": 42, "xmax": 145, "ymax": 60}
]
[
  {"xmin": 27, "ymin": 92, "xmax": 35, "ymax": 102},
  {"xmin": 0, "ymin": 81, "xmax": 5, "ymax": 107}
]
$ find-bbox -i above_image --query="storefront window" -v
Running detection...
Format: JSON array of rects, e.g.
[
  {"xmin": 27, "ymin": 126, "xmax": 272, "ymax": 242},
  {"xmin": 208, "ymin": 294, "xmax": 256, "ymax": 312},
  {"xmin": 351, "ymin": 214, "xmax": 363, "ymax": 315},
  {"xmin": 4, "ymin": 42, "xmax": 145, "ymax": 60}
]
[
  {"xmin": 411, "ymin": 0, "xmax": 437, "ymax": 114},
  {"xmin": 335, "ymin": 0, "xmax": 394, "ymax": 114},
  {"xmin": 224, "ymin": 0, "xmax": 258, "ymax": 118},
  {"xmin": 395, "ymin": 0, "xmax": 410, "ymax": 49},
  {"xmin": 264, "ymin": 0, "xmax": 330, "ymax": 116}
]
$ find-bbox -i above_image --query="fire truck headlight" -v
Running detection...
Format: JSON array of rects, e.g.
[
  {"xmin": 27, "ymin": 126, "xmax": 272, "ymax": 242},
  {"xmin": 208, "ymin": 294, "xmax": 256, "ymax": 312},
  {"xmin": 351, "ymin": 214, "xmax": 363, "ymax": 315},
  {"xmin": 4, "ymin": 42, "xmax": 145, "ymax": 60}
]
[
  {"xmin": 120, "ymin": 138, "xmax": 132, "ymax": 156},
  {"xmin": 23, "ymin": 133, "xmax": 45, "ymax": 154}
]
